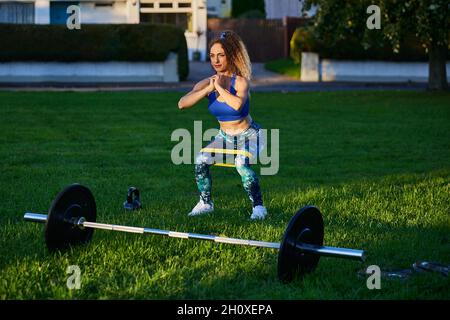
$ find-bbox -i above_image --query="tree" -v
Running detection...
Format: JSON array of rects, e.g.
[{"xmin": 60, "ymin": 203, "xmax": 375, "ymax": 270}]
[
  {"xmin": 302, "ymin": 0, "xmax": 449, "ymax": 90},
  {"xmin": 231, "ymin": 0, "xmax": 266, "ymax": 18}
]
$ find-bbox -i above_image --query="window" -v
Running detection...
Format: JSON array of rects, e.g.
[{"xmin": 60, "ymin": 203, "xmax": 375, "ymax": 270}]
[
  {"xmin": 95, "ymin": 2, "xmax": 114, "ymax": 7},
  {"xmin": 159, "ymin": 3, "xmax": 173, "ymax": 8},
  {"xmin": 0, "ymin": 2, "xmax": 34, "ymax": 24},
  {"xmin": 50, "ymin": 2, "xmax": 80, "ymax": 25},
  {"xmin": 140, "ymin": 13, "xmax": 193, "ymax": 33}
]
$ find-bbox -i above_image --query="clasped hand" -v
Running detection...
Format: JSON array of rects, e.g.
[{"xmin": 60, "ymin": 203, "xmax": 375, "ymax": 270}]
[{"xmin": 207, "ymin": 75, "xmax": 225, "ymax": 94}]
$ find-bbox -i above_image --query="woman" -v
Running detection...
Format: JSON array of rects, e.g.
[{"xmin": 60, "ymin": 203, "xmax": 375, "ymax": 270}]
[{"xmin": 178, "ymin": 30, "xmax": 267, "ymax": 220}]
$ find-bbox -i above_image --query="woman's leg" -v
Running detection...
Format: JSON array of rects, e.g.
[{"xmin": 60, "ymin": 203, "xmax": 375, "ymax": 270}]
[
  {"xmin": 235, "ymin": 157, "xmax": 263, "ymax": 207},
  {"xmin": 194, "ymin": 154, "xmax": 213, "ymax": 204},
  {"xmin": 234, "ymin": 123, "xmax": 265, "ymax": 208},
  {"xmin": 193, "ymin": 133, "xmax": 226, "ymax": 205}
]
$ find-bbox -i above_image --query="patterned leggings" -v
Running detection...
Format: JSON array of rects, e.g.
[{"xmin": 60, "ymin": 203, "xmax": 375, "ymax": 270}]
[{"xmin": 194, "ymin": 122, "xmax": 265, "ymax": 207}]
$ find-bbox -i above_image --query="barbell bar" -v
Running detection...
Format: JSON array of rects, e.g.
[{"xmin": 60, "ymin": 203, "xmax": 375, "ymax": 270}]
[{"xmin": 23, "ymin": 184, "xmax": 366, "ymax": 282}]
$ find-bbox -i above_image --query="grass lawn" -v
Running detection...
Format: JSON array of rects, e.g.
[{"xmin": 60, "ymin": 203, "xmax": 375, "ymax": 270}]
[
  {"xmin": 264, "ymin": 58, "xmax": 300, "ymax": 79},
  {"xmin": 0, "ymin": 90, "xmax": 449, "ymax": 300}
]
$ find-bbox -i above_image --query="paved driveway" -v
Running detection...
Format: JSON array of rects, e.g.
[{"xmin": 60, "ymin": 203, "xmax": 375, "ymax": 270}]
[
  {"xmin": 187, "ymin": 61, "xmax": 427, "ymax": 92},
  {"xmin": 0, "ymin": 61, "xmax": 427, "ymax": 92}
]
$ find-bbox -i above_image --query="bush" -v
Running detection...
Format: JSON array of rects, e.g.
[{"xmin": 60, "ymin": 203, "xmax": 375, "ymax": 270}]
[
  {"xmin": 238, "ymin": 9, "xmax": 265, "ymax": 19},
  {"xmin": 290, "ymin": 26, "xmax": 317, "ymax": 64},
  {"xmin": 0, "ymin": 23, "xmax": 189, "ymax": 80},
  {"xmin": 231, "ymin": 0, "xmax": 265, "ymax": 18},
  {"xmin": 290, "ymin": 26, "xmax": 433, "ymax": 63}
]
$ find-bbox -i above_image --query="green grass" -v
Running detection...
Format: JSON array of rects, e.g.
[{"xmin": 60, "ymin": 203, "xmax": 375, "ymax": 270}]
[
  {"xmin": 0, "ymin": 90, "xmax": 449, "ymax": 300},
  {"xmin": 264, "ymin": 58, "xmax": 300, "ymax": 79}
]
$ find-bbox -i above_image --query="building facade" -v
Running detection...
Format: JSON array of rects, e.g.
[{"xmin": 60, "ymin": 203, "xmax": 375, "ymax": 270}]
[
  {"xmin": 264, "ymin": 0, "xmax": 316, "ymax": 19},
  {"xmin": 206, "ymin": 0, "xmax": 230, "ymax": 18},
  {"xmin": 0, "ymin": 0, "xmax": 208, "ymax": 60}
]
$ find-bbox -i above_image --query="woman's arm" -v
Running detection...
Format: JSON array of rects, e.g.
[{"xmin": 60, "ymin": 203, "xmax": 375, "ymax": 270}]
[
  {"xmin": 178, "ymin": 78, "xmax": 214, "ymax": 109},
  {"xmin": 213, "ymin": 75, "xmax": 249, "ymax": 111}
]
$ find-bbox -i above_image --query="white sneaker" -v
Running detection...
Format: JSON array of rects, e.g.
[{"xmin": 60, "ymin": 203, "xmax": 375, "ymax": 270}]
[
  {"xmin": 250, "ymin": 205, "xmax": 267, "ymax": 220},
  {"xmin": 188, "ymin": 199, "xmax": 214, "ymax": 216}
]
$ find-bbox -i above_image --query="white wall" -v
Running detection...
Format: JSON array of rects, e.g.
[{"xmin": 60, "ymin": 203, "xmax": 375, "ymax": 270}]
[
  {"xmin": 321, "ymin": 60, "xmax": 450, "ymax": 82},
  {"xmin": 35, "ymin": 0, "xmax": 50, "ymax": 23},
  {"xmin": 191, "ymin": 0, "xmax": 207, "ymax": 60},
  {"xmin": 300, "ymin": 52, "xmax": 450, "ymax": 82},
  {"xmin": 79, "ymin": 1, "xmax": 128, "ymax": 24},
  {"xmin": 126, "ymin": 0, "xmax": 139, "ymax": 23},
  {"xmin": 0, "ymin": 53, "xmax": 179, "ymax": 82}
]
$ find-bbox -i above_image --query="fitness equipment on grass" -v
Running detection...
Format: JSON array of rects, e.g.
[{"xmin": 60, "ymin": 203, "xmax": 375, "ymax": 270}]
[
  {"xmin": 123, "ymin": 187, "xmax": 141, "ymax": 211},
  {"xmin": 24, "ymin": 184, "xmax": 366, "ymax": 282}
]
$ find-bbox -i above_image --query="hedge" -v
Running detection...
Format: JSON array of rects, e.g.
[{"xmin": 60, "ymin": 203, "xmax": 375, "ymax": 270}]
[
  {"xmin": 0, "ymin": 23, "xmax": 189, "ymax": 80},
  {"xmin": 231, "ymin": 0, "xmax": 265, "ymax": 18},
  {"xmin": 290, "ymin": 26, "xmax": 446, "ymax": 64}
]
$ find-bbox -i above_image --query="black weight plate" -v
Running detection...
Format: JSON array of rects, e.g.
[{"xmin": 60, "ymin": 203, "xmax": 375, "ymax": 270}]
[
  {"xmin": 278, "ymin": 206, "xmax": 324, "ymax": 282},
  {"xmin": 45, "ymin": 184, "xmax": 96, "ymax": 251}
]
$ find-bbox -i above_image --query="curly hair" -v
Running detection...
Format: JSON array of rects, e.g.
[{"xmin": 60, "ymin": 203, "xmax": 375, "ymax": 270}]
[{"xmin": 208, "ymin": 30, "xmax": 252, "ymax": 80}]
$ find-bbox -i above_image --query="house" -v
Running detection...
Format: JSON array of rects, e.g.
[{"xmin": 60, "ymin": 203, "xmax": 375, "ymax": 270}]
[
  {"xmin": 206, "ymin": 0, "xmax": 231, "ymax": 18},
  {"xmin": 264, "ymin": 0, "xmax": 316, "ymax": 19},
  {"xmin": 0, "ymin": 0, "xmax": 208, "ymax": 61}
]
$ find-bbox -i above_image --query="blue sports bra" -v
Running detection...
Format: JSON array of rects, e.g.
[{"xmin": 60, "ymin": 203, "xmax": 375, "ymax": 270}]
[{"xmin": 207, "ymin": 74, "xmax": 250, "ymax": 122}]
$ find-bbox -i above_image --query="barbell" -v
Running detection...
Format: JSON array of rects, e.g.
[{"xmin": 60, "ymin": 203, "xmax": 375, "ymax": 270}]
[{"xmin": 23, "ymin": 184, "xmax": 366, "ymax": 282}]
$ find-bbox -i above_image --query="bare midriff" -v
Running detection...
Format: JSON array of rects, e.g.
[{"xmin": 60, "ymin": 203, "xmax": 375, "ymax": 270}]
[{"xmin": 218, "ymin": 115, "xmax": 252, "ymax": 136}]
